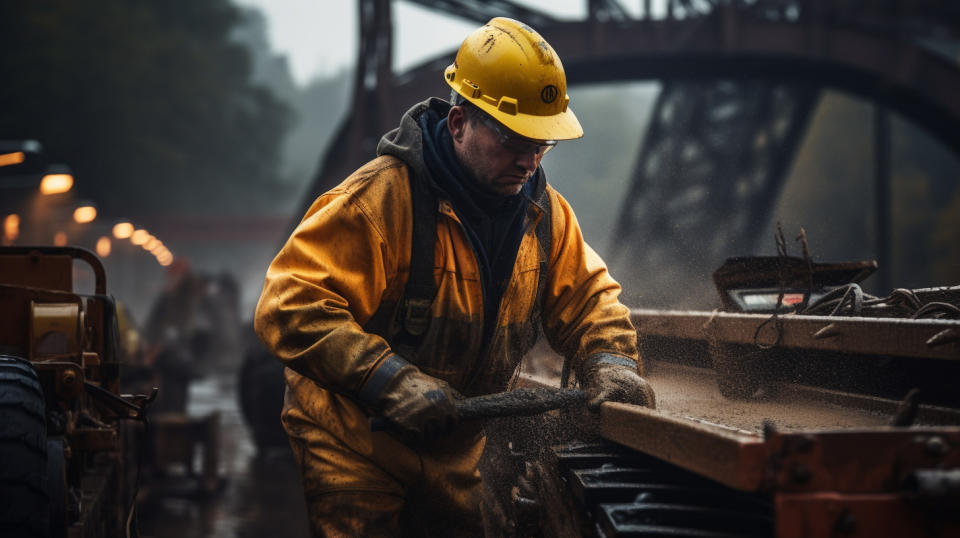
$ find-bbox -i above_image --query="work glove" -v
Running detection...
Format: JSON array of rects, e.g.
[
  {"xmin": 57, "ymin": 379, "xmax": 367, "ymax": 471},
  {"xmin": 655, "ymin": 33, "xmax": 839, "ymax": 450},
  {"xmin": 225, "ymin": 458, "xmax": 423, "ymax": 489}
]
[
  {"xmin": 361, "ymin": 354, "xmax": 462, "ymax": 441},
  {"xmin": 580, "ymin": 354, "xmax": 656, "ymax": 411}
]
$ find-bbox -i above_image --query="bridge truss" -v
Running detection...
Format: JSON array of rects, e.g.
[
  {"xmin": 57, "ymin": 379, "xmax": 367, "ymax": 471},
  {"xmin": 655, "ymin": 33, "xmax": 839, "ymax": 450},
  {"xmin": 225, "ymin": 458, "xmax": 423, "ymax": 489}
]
[{"xmin": 305, "ymin": 0, "xmax": 960, "ymax": 303}]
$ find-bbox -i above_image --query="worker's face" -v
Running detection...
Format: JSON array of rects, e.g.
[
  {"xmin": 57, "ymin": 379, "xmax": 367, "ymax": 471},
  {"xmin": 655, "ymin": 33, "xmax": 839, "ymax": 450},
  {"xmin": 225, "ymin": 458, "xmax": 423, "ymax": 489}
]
[{"xmin": 448, "ymin": 106, "xmax": 550, "ymax": 197}]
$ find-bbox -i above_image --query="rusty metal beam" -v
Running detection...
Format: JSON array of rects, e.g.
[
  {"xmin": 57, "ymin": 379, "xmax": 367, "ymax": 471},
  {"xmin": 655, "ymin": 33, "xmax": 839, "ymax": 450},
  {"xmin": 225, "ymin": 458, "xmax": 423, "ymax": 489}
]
[
  {"xmin": 610, "ymin": 81, "xmax": 820, "ymax": 293},
  {"xmin": 399, "ymin": 0, "xmax": 557, "ymax": 25},
  {"xmin": 599, "ymin": 401, "xmax": 960, "ymax": 495},
  {"xmin": 545, "ymin": 19, "xmax": 960, "ymax": 156},
  {"xmin": 632, "ymin": 309, "xmax": 960, "ymax": 360},
  {"xmin": 386, "ymin": 18, "xmax": 960, "ymax": 153},
  {"xmin": 304, "ymin": 4, "xmax": 960, "ymax": 217},
  {"xmin": 588, "ymin": 0, "xmax": 630, "ymax": 21},
  {"xmin": 599, "ymin": 402, "xmax": 769, "ymax": 491}
]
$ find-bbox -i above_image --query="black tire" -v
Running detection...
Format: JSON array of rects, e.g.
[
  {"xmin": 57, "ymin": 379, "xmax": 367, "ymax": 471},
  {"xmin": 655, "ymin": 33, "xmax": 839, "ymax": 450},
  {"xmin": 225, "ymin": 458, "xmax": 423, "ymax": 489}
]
[
  {"xmin": 0, "ymin": 355, "xmax": 50, "ymax": 538},
  {"xmin": 46, "ymin": 440, "xmax": 66, "ymax": 538}
]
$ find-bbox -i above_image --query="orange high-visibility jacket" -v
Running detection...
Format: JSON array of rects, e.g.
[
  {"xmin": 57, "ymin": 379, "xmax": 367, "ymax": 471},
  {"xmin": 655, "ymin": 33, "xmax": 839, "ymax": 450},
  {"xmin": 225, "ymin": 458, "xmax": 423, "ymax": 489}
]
[{"xmin": 254, "ymin": 99, "xmax": 640, "ymax": 451}]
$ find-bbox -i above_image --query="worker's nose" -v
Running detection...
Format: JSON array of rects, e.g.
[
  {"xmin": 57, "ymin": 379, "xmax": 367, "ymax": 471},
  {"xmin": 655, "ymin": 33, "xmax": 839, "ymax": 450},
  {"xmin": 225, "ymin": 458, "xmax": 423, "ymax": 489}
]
[{"xmin": 515, "ymin": 151, "xmax": 539, "ymax": 175}]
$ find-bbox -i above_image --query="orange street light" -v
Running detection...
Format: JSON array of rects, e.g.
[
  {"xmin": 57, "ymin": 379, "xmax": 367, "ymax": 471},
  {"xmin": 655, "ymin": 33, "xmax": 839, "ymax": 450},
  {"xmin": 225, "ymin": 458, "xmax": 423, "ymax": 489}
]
[
  {"xmin": 73, "ymin": 203, "xmax": 97, "ymax": 224},
  {"xmin": 53, "ymin": 231, "xmax": 67, "ymax": 246},
  {"xmin": 130, "ymin": 229, "xmax": 149, "ymax": 245},
  {"xmin": 112, "ymin": 221, "xmax": 134, "ymax": 239},
  {"xmin": 40, "ymin": 173, "xmax": 74, "ymax": 195},
  {"xmin": 0, "ymin": 140, "xmax": 41, "ymax": 172},
  {"xmin": 0, "ymin": 151, "xmax": 26, "ymax": 167},
  {"xmin": 96, "ymin": 236, "xmax": 111, "ymax": 257},
  {"xmin": 4, "ymin": 214, "xmax": 19, "ymax": 242},
  {"xmin": 40, "ymin": 165, "xmax": 74, "ymax": 195},
  {"xmin": 143, "ymin": 236, "xmax": 160, "ymax": 250}
]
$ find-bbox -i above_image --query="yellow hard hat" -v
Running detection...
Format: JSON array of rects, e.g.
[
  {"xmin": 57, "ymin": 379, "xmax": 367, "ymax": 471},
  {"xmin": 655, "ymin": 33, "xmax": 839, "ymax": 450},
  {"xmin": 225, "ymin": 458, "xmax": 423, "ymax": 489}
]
[{"xmin": 444, "ymin": 17, "xmax": 583, "ymax": 141}]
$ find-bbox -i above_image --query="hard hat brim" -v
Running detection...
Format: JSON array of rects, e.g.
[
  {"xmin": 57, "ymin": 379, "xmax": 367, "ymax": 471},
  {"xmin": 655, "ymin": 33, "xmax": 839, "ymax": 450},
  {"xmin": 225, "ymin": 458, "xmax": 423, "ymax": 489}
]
[{"xmin": 473, "ymin": 99, "xmax": 584, "ymax": 142}]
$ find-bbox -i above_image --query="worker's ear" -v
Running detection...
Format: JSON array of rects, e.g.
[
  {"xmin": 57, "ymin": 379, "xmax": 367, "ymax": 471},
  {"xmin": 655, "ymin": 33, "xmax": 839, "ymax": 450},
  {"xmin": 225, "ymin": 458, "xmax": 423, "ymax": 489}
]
[{"xmin": 447, "ymin": 106, "xmax": 467, "ymax": 142}]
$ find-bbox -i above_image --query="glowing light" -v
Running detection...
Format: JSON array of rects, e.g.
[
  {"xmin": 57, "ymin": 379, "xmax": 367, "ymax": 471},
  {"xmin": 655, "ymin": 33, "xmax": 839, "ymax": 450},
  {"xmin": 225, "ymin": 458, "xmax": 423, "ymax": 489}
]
[
  {"xmin": 149, "ymin": 241, "xmax": 165, "ymax": 254},
  {"xmin": 0, "ymin": 151, "xmax": 26, "ymax": 167},
  {"xmin": 53, "ymin": 231, "xmax": 67, "ymax": 246},
  {"xmin": 73, "ymin": 205, "xmax": 97, "ymax": 224},
  {"xmin": 112, "ymin": 221, "xmax": 134, "ymax": 239},
  {"xmin": 130, "ymin": 229, "xmax": 149, "ymax": 245},
  {"xmin": 40, "ymin": 173, "xmax": 73, "ymax": 195},
  {"xmin": 95, "ymin": 236, "xmax": 111, "ymax": 257},
  {"xmin": 143, "ymin": 236, "xmax": 159, "ymax": 250},
  {"xmin": 159, "ymin": 257, "xmax": 173, "ymax": 266},
  {"xmin": 4, "ymin": 214, "xmax": 19, "ymax": 242}
]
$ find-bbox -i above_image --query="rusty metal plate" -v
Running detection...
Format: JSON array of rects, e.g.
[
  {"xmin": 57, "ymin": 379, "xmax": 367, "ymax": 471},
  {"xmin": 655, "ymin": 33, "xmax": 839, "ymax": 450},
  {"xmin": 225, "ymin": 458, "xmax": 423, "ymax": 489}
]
[
  {"xmin": 772, "ymin": 383, "xmax": 960, "ymax": 427},
  {"xmin": 645, "ymin": 360, "xmax": 960, "ymax": 434},
  {"xmin": 768, "ymin": 429, "xmax": 960, "ymax": 494},
  {"xmin": 632, "ymin": 309, "xmax": 960, "ymax": 360}
]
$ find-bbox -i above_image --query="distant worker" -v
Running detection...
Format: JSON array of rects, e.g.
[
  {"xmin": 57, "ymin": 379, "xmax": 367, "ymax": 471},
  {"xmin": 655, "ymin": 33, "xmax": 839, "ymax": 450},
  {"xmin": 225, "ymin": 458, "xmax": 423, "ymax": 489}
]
[{"xmin": 255, "ymin": 17, "xmax": 655, "ymax": 536}]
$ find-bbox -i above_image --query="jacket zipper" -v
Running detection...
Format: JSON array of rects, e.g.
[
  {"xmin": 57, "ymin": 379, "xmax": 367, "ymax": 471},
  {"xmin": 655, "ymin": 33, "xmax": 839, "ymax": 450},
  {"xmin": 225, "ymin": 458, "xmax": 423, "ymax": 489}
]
[{"xmin": 461, "ymin": 202, "xmax": 543, "ymax": 391}]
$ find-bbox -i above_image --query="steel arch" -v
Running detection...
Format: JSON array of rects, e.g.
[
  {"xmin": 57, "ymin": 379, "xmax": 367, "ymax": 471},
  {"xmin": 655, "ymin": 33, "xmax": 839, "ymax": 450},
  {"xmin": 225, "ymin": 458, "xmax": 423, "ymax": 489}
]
[{"xmin": 297, "ymin": 1, "xmax": 960, "ymax": 302}]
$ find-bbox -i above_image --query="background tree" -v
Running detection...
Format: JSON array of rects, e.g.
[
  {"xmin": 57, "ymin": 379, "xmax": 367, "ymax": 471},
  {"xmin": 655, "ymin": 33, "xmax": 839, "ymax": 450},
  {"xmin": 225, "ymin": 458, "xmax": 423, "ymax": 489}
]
[{"xmin": 0, "ymin": 0, "xmax": 292, "ymax": 217}]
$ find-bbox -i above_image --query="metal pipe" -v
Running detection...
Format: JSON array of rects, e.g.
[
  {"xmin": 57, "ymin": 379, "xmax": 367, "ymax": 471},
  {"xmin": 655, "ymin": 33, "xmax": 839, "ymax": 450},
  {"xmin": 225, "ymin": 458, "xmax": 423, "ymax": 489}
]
[{"xmin": 874, "ymin": 104, "xmax": 891, "ymax": 294}]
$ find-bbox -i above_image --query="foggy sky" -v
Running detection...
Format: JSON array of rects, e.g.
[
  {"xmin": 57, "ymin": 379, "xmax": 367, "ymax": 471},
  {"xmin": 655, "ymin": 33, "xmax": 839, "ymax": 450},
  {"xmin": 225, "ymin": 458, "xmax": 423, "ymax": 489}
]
[{"xmin": 234, "ymin": 0, "xmax": 590, "ymax": 85}]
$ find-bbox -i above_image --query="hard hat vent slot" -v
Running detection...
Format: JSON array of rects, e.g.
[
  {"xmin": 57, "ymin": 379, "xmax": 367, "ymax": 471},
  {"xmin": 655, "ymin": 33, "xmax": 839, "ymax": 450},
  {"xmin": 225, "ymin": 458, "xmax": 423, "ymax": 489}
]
[
  {"xmin": 462, "ymin": 79, "xmax": 481, "ymax": 99},
  {"xmin": 497, "ymin": 96, "xmax": 518, "ymax": 115}
]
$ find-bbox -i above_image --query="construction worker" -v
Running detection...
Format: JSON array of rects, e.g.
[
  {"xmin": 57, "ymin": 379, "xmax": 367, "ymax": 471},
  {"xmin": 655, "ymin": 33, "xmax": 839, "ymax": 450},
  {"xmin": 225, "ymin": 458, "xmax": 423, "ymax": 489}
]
[{"xmin": 255, "ymin": 17, "xmax": 655, "ymax": 537}]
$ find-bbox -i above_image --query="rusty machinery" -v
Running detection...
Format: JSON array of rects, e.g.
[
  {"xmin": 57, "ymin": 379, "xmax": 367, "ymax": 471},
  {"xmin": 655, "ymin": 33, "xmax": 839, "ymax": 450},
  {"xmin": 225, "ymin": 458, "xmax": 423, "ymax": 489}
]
[
  {"xmin": 0, "ymin": 246, "xmax": 155, "ymax": 538},
  {"xmin": 479, "ymin": 257, "xmax": 959, "ymax": 538}
]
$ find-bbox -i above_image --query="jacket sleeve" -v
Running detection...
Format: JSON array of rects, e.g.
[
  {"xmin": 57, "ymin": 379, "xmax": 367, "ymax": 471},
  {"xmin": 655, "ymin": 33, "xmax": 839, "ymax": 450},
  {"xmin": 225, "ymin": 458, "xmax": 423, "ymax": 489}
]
[
  {"xmin": 254, "ymin": 186, "xmax": 399, "ymax": 395},
  {"xmin": 540, "ymin": 190, "xmax": 642, "ymax": 375}
]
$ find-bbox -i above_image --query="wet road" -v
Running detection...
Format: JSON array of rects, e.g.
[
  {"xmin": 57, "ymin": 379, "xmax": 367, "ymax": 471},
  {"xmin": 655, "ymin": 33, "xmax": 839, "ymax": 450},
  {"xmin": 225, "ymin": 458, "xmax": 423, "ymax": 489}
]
[{"xmin": 137, "ymin": 374, "xmax": 310, "ymax": 538}]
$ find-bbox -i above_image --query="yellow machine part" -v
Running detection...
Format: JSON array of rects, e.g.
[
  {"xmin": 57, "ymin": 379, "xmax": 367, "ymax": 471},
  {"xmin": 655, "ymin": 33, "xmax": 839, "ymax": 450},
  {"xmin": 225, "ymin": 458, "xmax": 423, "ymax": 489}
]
[{"xmin": 30, "ymin": 301, "xmax": 81, "ymax": 358}]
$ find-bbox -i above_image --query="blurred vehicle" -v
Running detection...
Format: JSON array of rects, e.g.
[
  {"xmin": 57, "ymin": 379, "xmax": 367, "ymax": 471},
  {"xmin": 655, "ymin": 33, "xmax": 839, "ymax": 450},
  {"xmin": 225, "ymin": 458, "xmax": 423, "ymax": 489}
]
[
  {"xmin": 123, "ymin": 265, "xmax": 242, "ymax": 496},
  {"xmin": 0, "ymin": 246, "xmax": 154, "ymax": 537}
]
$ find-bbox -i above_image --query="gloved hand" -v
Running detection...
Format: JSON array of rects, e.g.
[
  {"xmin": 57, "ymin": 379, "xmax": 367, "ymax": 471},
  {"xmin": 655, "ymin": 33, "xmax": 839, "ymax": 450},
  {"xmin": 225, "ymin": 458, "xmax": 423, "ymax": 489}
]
[
  {"xmin": 580, "ymin": 354, "xmax": 656, "ymax": 411},
  {"xmin": 363, "ymin": 355, "xmax": 462, "ymax": 440}
]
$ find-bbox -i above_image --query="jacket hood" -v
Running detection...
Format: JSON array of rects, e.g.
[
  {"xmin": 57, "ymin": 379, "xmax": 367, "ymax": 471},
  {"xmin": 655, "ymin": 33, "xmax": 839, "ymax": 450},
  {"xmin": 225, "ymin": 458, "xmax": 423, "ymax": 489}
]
[{"xmin": 377, "ymin": 97, "xmax": 449, "ymax": 192}]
